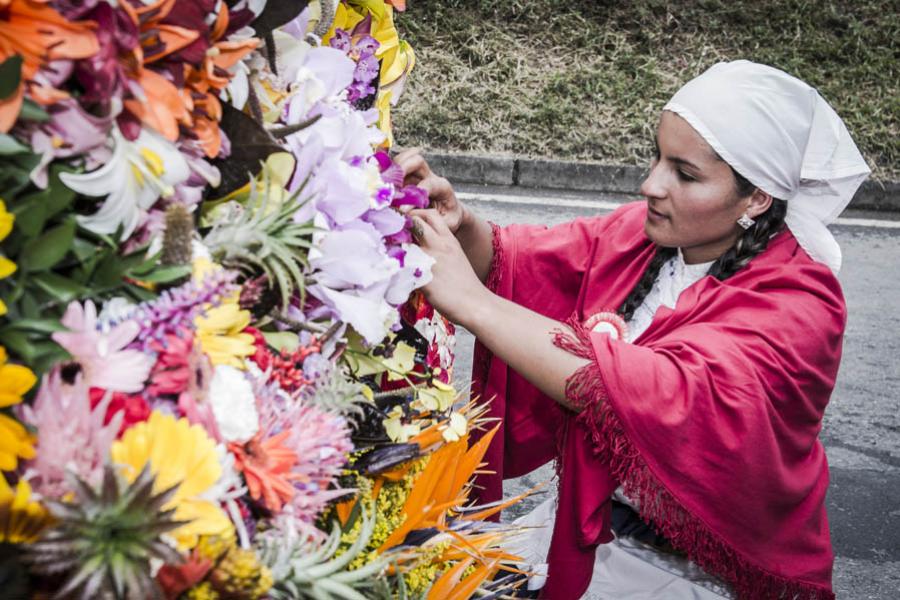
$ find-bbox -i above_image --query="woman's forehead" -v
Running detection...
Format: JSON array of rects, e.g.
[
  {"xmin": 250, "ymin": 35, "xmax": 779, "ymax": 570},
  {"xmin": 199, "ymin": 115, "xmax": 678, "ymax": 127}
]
[{"xmin": 657, "ymin": 111, "xmax": 719, "ymax": 164}]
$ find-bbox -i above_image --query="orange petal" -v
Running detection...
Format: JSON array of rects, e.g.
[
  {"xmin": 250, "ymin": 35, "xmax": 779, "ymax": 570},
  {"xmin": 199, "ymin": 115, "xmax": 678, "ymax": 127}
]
[
  {"xmin": 211, "ymin": 39, "xmax": 260, "ymax": 72},
  {"xmin": 134, "ymin": 69, "xmax": 192, "ymax": 140},
  {"xmin": 145, "ymin": 24, "xmax": 200, "ymax": 63},
  {"xmin": 29, "ymin": 83, "xmax": 69, "ymax": 106},
  {"xmin": 0, "ymin": 81, "xmax": 24, "ymax": 133},
  {"xmin": 446, "ymin": 560, "xmax": 501, "ymax": 600},
  {"xmin": 193, "ymin": 116, "xmax": 221, "ymax": 158},
  {"xmin": 210, "ymin": 1, "xmax": 229, "ymax": 40},
  {"xmin": 427, "ymin": 556, "xmax": 474, "ymax": 600}
]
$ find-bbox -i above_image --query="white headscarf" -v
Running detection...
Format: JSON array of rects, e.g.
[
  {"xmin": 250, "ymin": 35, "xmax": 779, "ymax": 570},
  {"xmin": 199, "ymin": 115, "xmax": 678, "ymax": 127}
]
[{"xmin": 663, "ymin": 60, "xmax": 870, "ymax": 274}]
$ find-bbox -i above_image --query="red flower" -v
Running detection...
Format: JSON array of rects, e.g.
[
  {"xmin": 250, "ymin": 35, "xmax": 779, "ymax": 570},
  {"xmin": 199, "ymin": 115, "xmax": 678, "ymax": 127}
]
[
  {"xmin": 148, "ymin": 330, "xmax": 195, "ymax": 396},
  {"xmin": 88, "ymin": 387, "xmax": 151, "ymax": 437}
]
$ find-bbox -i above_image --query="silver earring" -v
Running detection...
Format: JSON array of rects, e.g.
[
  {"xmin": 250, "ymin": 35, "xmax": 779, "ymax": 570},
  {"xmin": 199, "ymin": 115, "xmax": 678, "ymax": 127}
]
[{"xmin": 737, "ymin": 213, "xmax": 756, "ymax": 230}]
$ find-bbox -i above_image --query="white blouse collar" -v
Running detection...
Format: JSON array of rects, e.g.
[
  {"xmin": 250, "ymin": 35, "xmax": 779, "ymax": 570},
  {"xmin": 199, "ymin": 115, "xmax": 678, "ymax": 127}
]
[{"xmin": 675, "ymin": 248, "xmax": 715, "ymax": 278}]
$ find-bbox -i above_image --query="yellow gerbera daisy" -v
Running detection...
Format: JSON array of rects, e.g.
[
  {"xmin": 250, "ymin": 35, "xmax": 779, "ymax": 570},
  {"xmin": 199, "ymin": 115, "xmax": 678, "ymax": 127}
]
[
  {"xmin": 111, "ymin": 411, "xmax": 233, "ymax": 550},
  {"xmin": 195, "ymin": 301, "xmax": 255, "ymax": 369},
  {"xmin": 0, "ymin": 475, "xmax": 53, "ymax": 543},
  {"xmin": 0, "ymin": 345, "xmax": 37, "ymax": 471}
]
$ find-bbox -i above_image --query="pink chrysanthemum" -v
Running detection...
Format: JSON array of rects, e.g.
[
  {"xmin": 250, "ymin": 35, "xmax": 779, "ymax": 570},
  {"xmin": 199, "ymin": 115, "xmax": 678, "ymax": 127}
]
[
  {"xmin": 18, "ymin": 368, "xmax": 123, "ymax": 499},
  {"xmin": 52, "ymin": 300, "xmax": 154, "ymax": 393},
  {"xmin": 256, "ymin": 393, "xmax": 353, "ymax": 524},
  {"xmin": 284, "ymin": 404, "xmax": 353, "ymax": 522}
]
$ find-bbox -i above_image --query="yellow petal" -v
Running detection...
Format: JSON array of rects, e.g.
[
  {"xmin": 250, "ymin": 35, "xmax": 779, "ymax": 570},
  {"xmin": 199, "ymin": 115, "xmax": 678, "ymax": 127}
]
[
  {"xmin": 0, "ymin": 364, "xmax": 37, "ymax": 407},
  {"xmin": 0, "ymin": 199, "xmax": 13, "ymax": 241},
  {"xmin": 0, "ymin": 256, "xmax": 16, "ymax": 280},
  {"xmin": 111, "ymin": 412, "xmax": 230, "ymax": 550}
]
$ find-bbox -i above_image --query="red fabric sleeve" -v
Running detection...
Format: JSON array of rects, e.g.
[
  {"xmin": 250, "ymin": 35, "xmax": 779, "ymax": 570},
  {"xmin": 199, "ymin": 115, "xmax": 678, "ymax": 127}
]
[{"xmin": 471, "ymin": 210, "xmax": 633, "ymax": 507}]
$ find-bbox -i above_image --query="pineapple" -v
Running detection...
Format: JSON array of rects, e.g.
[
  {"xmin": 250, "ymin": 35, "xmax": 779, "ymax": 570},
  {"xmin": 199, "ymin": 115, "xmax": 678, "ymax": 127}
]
[{"xmin": 26, "ymin": 465, "xmax": 184, "ymax": 599}]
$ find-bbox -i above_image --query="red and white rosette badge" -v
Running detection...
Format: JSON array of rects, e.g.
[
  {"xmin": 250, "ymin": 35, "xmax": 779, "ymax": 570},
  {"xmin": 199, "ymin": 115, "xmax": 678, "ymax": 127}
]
[{"xmin": 584, "ymin": 310, "xmax": 628, "ymax": 340}]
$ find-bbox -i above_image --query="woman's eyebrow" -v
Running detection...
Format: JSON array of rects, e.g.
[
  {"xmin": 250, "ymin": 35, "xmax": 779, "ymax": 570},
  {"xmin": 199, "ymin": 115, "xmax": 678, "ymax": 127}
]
[{"xmin": 668, "ymin": 155, "xmax": 701, "ymax": 171}]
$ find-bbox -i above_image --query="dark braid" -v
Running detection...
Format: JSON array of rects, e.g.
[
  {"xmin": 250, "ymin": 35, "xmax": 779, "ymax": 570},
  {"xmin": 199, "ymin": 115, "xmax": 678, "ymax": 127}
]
[
  {"xmin": 618, "ymin": 246, "xmax": 677, "ymax": 322},
  {"xmin": 617, "ymin": 168, "xmax": 787, "ymax": 321},
  {"xmin": 706, "ymin": 169, "xmax": 787, "ymax": 280}
]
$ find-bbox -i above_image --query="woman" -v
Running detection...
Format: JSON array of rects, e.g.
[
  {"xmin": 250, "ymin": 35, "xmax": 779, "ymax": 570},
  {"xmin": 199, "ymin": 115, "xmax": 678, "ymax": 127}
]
[{"xmin": 397, "ymin": 61, "xmax": 870, "ymax": 599}]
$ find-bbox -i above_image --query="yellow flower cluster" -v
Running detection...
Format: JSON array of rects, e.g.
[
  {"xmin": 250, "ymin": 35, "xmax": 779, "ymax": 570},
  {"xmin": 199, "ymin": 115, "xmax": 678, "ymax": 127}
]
[
  {"xmin": 336, "ymin": 457, "xmax": 429, "ymax": 571},
  {"xmin": 0, "ymin": 476, "xmax": 53, "ymax": 544},
  {"xmin": 192, "ymin": 258, "xmax": 255, "ymax": 369},
  {"xmin": 111, "ymin": 412, "xmax": 233, "ymax": 549},
  {"xmin": 0, "ymin": 199, "xmax": 15, "ymax": 317},
  {"xmin": 209, "ymin": 546, "xmax": 273, "ymax": 600},
  {"xmin": 0, "ymin": 345, "xmax": 37, "ymax": 472},
  {"xmin": 404, "ymin": 540, "xmax": 452, "ymax": 595}
]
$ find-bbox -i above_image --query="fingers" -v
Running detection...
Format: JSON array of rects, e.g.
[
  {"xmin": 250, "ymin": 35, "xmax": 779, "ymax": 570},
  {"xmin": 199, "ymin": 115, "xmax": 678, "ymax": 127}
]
[
  {"xmin": 411, "ymin": 208, "xmax": 452, "ymax": 237},
  {"xmin": 410, "ymin": 214, "xmax": 437, "ymax": 245},
  {"xmin": 415, "ymin": 175, "xmax": 453, "ymax": 208},
  {"xmin": 394, "ymin": 148, "xmax": 430, "ymax": 185}
]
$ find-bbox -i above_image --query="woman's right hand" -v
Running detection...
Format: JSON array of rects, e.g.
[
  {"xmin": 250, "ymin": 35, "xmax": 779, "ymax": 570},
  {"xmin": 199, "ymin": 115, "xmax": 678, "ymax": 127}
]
[{"xmin": 394, "ymin": 148, "xmax": 468, "ymax": 234}]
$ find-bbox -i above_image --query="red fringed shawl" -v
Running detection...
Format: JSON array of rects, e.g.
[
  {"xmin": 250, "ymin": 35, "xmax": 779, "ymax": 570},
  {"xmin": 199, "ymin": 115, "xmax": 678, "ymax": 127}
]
[{"xmin": 471, "ymin": 202, "xmax": 844, "ymax": 600}]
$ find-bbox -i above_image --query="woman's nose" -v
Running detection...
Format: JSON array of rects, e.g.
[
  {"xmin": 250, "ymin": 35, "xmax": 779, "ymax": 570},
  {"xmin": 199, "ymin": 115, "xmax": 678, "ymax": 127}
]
[{"xmin": 639, "ymin": 161, "xmax": 667, "ymax": 199}]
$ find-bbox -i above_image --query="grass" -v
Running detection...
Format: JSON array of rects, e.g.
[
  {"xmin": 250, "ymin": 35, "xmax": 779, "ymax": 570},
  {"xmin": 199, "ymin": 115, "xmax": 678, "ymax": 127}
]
[{"xmin": 392, "ymin": 0, "xmax": 899, "ymax": 181}]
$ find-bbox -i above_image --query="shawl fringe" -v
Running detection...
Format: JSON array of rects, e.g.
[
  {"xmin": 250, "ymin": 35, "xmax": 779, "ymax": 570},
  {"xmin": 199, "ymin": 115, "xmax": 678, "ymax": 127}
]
[
  {"xmin": 553, "ymin": 315, "xmax": 836, "ymax": 600},
  {"xmin": 473, "ymin": 222, "xmax": 507, "ymax": 390}
]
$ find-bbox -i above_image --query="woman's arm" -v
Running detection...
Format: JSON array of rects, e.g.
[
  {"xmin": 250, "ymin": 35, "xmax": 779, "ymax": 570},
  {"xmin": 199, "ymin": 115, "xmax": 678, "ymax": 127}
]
[
  {"xmin": 411, "ymin": 209, "xmax": 589, "ymax": 409},
  {"xmin": 394, "ymin": 149, "xmax": 495, "ymax": 282}
]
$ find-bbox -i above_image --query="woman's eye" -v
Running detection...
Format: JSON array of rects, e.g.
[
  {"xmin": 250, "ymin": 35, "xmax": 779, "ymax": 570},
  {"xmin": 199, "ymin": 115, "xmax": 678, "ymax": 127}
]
[{"xmin": 677, "ymin": 170, "xmax": 696, "ymax": 182}]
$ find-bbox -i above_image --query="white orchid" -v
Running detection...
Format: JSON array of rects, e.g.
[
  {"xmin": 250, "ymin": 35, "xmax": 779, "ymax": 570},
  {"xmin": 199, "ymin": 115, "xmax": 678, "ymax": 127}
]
[{"xmin": 60, "ymin": 126, "xmax": 190, "ymax": 240}]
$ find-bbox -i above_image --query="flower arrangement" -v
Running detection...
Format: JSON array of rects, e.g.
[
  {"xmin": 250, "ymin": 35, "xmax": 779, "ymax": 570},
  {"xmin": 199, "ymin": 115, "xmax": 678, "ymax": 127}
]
[{"xmin": 0, "ymin": 0, "xmax": 527, "ymax": 597}]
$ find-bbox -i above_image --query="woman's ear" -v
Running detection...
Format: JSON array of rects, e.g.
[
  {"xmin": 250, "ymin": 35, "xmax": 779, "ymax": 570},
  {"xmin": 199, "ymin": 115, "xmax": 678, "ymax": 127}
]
[{"xmin": 746, "ymin": 188, "xmax": 773, "ymax": 218}]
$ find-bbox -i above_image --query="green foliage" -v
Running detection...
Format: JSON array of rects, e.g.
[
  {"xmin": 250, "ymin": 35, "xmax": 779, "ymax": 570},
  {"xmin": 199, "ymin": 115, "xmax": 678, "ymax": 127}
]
[
  {"xmin": 260, "ymin": 509, "xmax": 390, "ymax": 600},
  {"xmin": 0, "ymin": 162, "xmax": 189, "ymax": 372},
  {"xmin": 0, "ymin": 55, "xmax": 22, "ymax": 99},
  {"xmin": 395, "ymin": 0, "xmax": 899, "ymax": 180},
  {"xmin": 25, "ymin": 466, "xmax": 184, "ymax": 600},
  {"xmin": 202, "ymin": 171, "xmax": 315, "ymax": 309}
]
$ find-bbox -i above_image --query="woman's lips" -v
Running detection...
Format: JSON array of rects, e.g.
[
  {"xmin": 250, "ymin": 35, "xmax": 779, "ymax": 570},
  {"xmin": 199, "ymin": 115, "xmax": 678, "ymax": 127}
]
[{"xmin": 647, "ymin": 206, "xmax": 668, "ymax": 221}]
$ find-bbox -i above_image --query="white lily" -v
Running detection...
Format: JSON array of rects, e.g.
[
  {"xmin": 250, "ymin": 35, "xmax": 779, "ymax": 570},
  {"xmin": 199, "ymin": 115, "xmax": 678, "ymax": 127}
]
[{"xmin": 60, "ymin": 126, "xmax": 190, "ymax": 240}]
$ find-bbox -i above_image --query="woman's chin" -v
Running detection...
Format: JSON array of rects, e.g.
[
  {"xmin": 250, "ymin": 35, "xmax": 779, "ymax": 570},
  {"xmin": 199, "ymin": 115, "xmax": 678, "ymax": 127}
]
[{"xmin": 644, "ymin": 218, "xmax": 673, "ymax": 245}]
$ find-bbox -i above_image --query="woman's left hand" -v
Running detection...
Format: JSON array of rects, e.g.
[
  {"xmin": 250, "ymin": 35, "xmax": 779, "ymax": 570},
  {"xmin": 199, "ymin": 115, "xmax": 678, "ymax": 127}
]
[{"xmin": 410, "ymin": 209, "xmax": 490, "ymax": 327}]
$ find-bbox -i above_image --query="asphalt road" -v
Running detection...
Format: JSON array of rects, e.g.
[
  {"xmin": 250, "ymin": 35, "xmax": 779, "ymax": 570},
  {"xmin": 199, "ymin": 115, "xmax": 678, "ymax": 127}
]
[{"xmin": 448, "ymin": 184, "xmax": 900, "ymax": 599}]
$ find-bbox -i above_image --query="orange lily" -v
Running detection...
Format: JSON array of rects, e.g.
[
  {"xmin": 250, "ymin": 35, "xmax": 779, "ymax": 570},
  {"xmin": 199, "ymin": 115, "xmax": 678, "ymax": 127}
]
[
  {"xmin": 0, "ymin": 0, "xmax": 99, "ymax": 131},
  {"xmin": 129, "ymin": 0, "xmax": 199, "ymax": 64}
]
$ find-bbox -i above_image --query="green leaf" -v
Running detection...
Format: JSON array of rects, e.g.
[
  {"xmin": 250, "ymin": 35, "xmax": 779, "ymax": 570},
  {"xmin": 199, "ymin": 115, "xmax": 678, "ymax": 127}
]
[
  {"xmin": 92, "ymin": 252, "xmax": 125, "ymax": 289},
  {"xmin": 131, "ymin": 264, "xmax": 191, "ymax": 283},
  {"xmin": 18, "ymin": 98, "xmax": 49, "ymax": 122},
  {"xmin": 0, "ymin": 133, "xmax": 29, "ymax": 155},
  {"xmin": 3, "ymin": 318, "xmax": 66, "ymax": 334},
  {"xmin": 31, "ymin": 272, "xmax": 85, "ymax": 303},
  {"xmin": 0, "ymin": 152, "xmax": 42, "ymax": 198},
  {"xmin": 0, "ymin": 55, "xmax": 22, "ymax": 99},
  {"xmin": 13, "ymin": 200, "xmax": 47, "ymax": 238},
  {"xmin": 124, "ymin": 283, "xmax": 156, "ymax": 302},
  {"xmin": 262, "ymin": 331, "xmax": 300, "ymax": 353},
  {"xmin": 0, "ymin": 328, "xmax": 34, "ymax": 361},
  {"xmin": 11, "ymin": 166, "xmax": 77, "ymax": 235},
  {"xmin": 20, "ymin": 219, "xmax": 75, "ymax": 272},
  {"xmin": 71, "ymin": 237, "xmax": 99, "ymax": 263}
]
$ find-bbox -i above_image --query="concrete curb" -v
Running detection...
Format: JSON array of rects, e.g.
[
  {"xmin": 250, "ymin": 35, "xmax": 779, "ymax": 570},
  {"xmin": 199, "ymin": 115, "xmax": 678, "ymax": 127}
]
[{"xmin": 424, "ymin": 151, "xmax": 900, "ymax": 212}]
